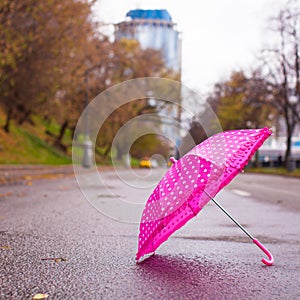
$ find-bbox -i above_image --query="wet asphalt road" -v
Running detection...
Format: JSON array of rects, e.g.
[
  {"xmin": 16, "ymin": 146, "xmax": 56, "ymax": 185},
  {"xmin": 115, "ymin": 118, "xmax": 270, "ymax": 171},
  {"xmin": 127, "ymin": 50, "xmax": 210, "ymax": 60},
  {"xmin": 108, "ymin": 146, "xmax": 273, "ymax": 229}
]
[{"xmin": 0, "ymin": 168, "xmax": 300, "ymax": 299}]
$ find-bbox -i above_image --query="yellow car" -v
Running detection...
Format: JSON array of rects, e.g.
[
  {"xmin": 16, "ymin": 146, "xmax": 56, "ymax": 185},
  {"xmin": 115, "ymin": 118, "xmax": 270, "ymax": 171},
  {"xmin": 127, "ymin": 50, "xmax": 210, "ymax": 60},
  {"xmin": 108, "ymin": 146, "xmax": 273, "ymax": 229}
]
[{"xmin": 139, "ymin": 157, "xmax": 151, "ymax": 168}]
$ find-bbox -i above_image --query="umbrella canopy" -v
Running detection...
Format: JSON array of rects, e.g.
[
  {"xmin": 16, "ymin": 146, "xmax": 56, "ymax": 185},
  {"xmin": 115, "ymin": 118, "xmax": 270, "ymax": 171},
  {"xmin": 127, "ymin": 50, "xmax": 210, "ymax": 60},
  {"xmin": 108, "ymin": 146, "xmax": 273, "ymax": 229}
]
[{"xmin": 136, "ymin": 127, "xmax": 272, "ymax": 263}]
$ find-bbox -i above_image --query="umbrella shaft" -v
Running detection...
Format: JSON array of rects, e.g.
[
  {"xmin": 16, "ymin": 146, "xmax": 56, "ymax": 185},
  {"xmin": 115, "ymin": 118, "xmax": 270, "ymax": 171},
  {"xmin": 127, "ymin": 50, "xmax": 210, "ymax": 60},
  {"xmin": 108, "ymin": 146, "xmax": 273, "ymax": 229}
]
[{"xmin": 205, "ymin": 191, "xmax": 254, "ymax": 241}]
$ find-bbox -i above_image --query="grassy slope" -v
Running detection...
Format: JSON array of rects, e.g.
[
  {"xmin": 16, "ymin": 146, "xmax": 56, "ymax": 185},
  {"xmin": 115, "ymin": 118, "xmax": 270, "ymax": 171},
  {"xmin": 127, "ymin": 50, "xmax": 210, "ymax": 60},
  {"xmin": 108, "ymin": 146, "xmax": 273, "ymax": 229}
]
[
  {"xmin": 0, "ymin": 109, "xmax": 299, "ymax": 172},
  {"xmin": 246, "ymin": 167, "xmax": 300, "ymax": 178},
  {"xmin": 0, "ymin": 110, "xmax": 72, "ymax": 165}
]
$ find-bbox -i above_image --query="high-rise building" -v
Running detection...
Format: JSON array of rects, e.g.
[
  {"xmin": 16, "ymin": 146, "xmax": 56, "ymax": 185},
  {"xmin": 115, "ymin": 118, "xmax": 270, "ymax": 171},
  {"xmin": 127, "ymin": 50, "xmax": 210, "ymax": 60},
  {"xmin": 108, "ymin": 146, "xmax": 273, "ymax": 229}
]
[
  {"xmin": 115, "ymin": 9, "xmax": 182, "ymax": 73},
  {"xmin": 114, "ymin": 9, "xmax": 182, "ymax": 158}
]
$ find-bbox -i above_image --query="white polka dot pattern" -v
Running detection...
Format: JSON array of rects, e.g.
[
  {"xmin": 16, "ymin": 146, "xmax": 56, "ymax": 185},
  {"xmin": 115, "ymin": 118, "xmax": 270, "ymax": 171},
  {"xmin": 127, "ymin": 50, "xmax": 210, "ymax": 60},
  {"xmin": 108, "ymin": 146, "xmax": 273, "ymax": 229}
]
[{"xmin": 136, "ymin": 127, "xmax": 272, "ymax": 261}]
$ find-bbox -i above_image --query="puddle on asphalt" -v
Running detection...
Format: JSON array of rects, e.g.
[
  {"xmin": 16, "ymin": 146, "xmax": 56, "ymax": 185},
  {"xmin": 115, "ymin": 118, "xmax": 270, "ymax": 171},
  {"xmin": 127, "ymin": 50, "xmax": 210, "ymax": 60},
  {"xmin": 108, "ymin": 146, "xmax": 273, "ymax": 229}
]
[
  {"xmin": 97, "ymin": 194, "xmax": 125, "ymax": 198},
  {"xmin": 173, "ymin": 235, "xmax": 283, "ymax": 244},
  {"xmin": 220, "ymin": 223, "xmax": 249, "ymax": 228}
]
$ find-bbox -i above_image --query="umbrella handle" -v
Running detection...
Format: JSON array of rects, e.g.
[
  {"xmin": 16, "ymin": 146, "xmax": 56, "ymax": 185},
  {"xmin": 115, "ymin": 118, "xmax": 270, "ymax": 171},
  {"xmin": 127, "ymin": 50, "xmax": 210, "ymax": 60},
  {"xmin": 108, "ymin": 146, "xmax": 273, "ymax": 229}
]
[
  {"xmin": 253, "ymin": 238, "xmax": 274, "ymax": 266},
  {"xmin": 170, "ymin": 156, "xmax": 177, "ymax": 163},
  {"xmin": 208, "ymin": 194, "xmax": 274, "ymax": 267}
]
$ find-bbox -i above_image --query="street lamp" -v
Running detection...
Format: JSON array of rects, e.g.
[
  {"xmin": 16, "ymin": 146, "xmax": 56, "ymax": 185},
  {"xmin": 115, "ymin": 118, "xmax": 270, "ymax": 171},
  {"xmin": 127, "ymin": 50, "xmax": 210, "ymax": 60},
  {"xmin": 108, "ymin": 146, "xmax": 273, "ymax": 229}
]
[
  {"xmin": 82, "ymin": 69, "xmax": 93, "ymax": 168},
  {"xmin": 286, "ymin": 90, "xmax": 299, "ymax": 172},
  {"xmin": 81, "ymin": 60, "xmax": 106, "ymax": 168}
]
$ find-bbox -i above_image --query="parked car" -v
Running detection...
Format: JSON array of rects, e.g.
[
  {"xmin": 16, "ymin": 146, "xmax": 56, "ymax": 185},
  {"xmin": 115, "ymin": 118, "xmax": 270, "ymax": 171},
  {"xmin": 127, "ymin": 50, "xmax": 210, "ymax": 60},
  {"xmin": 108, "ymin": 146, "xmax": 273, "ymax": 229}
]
[
  {"xmin": 139, "ymin": 157, "xmax": 151, "ymax": 168},
  {"xmin": 139, "ymin": 157, "xmax": 158, "ymax": 168}
]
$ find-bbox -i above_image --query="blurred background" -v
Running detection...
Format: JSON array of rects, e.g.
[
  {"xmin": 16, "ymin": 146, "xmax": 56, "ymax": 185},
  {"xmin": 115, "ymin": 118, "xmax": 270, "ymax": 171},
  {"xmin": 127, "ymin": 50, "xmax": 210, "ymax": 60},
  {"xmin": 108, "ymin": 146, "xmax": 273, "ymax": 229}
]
[{"xmin": 0, "ymin": 0, "xmax": 300, "ymax": 174}]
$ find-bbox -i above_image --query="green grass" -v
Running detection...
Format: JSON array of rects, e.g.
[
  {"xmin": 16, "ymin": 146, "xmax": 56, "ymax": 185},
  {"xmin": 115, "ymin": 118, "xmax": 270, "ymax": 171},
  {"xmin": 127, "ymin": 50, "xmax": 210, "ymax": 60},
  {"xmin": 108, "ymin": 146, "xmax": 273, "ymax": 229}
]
[
  {"xmin": 246, "ymin": 167, "xmax": 300, "ymax": 178},
  {"xmin": 21, "ymin": 129, "xmax": 72, "ymax": 164},
  {"xmin": 130, "ymin": 157, "xmax": 140, "ymax": 167},
  {"xmin": 0, "ymin": 111, "xmax": 72, "ymax": 165}
]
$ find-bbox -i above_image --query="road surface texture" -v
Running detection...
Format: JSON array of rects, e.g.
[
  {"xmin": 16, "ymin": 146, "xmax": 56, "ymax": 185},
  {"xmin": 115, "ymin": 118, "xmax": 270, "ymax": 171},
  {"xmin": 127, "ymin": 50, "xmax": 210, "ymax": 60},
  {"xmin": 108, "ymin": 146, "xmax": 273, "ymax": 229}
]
[{"xmin": 0, "ymin": 167, "xmax": 299, "ymax": 299}]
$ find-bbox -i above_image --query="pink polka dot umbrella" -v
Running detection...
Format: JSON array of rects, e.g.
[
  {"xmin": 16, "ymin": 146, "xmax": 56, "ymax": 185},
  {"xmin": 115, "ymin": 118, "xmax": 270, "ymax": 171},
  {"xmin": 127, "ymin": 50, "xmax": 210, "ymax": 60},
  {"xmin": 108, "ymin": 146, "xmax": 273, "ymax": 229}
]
[{"xmin": 136, "ymin": 127, "xmax": 274, "ymax": 266}]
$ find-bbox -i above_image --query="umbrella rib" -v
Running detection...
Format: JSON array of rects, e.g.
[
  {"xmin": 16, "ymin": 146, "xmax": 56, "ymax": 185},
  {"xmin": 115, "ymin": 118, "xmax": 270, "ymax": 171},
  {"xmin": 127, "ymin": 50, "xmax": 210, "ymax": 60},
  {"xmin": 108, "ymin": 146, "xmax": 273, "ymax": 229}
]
[
  {"xmin": 203, "ymin": 190, "xmax": 274, "ymax": 266},
  {"xmin": 203, "ymin": 190, "xmax": 254, "ymax": 241},
  {"xmin": 187, "ymin": 202, "xmax": 198, "ymax": 216}
]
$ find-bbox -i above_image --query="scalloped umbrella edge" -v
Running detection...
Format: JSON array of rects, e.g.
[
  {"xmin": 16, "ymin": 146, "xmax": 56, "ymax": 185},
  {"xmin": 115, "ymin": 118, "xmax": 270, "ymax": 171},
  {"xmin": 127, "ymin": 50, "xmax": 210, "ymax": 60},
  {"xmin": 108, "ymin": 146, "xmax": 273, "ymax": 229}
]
[{"xmin": 136, "ymin": 127, "xmax": 274, "ymax": 266}]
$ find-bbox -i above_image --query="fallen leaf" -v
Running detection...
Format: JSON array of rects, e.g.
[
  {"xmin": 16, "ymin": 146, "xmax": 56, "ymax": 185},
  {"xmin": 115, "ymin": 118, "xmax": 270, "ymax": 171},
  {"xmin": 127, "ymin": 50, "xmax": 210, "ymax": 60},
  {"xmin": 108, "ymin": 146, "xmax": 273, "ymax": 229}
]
[
  {"xmin": 41, "ymin": 257, "xmax": 67, "ymax": 263},
  {"xmin": 26, "ymin": 181, "xmax": 33, "ymax": 186},
  {"xmin": 0, "ymin": 192, "xmax": 13, "ymax": 198},
  {"xmin": 58, "ymin": 186, "xmax": 70, "ymax": 191},
  {"xmin": 17, "ymin": 192, "xmax": 26, "ymax": 197},
  {"xmin": 32, "ymin": 293, "xmax": 49, "ymax": 300},
  {"xmin": 0, "ymin": 245, "xmax": 10, "ymax": 250},
  {"xmin": 54, "ymin": 257, "xmax": 67, "ymax": 263}
]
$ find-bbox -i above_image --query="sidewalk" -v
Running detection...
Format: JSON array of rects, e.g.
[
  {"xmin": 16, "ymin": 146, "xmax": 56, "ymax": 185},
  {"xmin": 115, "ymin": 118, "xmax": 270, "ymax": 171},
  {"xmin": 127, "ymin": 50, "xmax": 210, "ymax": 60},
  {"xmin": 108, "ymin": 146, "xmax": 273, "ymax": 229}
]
[
  {"xmin": 0, "ymin": 164, "xmax": 114, "ymax": 186},
  {"xmin": 0, "ymin": 165, "xmax": 75, "ymax": 186}
]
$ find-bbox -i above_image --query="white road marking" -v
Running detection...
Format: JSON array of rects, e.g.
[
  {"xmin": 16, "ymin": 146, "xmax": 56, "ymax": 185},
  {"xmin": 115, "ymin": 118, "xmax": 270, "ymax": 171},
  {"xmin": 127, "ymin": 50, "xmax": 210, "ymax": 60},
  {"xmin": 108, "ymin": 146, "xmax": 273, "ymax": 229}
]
[{"xmin": 231, "ymin": 189, "xmax": 251, "ymax": 197}]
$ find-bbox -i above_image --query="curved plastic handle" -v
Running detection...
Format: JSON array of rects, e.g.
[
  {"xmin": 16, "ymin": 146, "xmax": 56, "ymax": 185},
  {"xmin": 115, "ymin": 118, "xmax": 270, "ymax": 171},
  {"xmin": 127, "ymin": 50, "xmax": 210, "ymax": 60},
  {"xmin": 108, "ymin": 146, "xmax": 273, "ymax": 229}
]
[
  {"xmin": 170, "ymin": 156, "xmax": 177, "ymax": 164},
  {"xmin": 253, "ymin": 238, "xmax": 274, "ymax": 266}
]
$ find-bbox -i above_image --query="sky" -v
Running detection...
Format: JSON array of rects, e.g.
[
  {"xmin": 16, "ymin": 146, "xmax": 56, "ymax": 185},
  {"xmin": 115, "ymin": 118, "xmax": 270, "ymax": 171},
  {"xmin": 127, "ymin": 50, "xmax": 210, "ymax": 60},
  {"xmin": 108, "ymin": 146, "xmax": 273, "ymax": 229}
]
[{"xmin": 93, "ymin": 0, "xmax": 288, "ymax": 95}]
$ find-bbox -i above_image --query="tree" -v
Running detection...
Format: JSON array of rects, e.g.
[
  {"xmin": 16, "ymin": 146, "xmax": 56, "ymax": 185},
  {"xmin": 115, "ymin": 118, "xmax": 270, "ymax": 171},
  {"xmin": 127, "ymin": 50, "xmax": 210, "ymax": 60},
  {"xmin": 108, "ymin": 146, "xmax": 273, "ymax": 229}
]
[
  {"xmin": 95, "ymin": 38, "xmax": 176, "ymax": 159},
  {"xmin": 0, "ymin": 1, "xmax": 179, "ymax": 159},
  {"xmin": 110, "ymin": 38, "xmax": 167, "ymax": 80},
  {"xmin": 259, "ymin": 0, "xmax": 300, "ymax": 163},
  {"xmin": 0, "ymin": 0, "xmax": 99, "ymax": 133},
  {"xmin": 177, "ymin": 116, "xmax": 207, "ymax": 156},
  {"xmin": 50, "ymin": 33, "xmax": 112, "ymax": 149},
  {"xmin": 130, "ymin": 134, "xmax": 170, "ymax": 159},
  {"xmin": 208, "ymin": 71, "xmax": 274, "ymax": 131}
]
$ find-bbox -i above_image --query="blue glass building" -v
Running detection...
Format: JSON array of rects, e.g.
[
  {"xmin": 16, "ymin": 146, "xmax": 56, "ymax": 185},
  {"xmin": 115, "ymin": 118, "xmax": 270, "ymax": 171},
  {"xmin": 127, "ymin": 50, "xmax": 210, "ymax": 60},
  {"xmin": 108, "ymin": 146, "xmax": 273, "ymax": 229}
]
[{"xmin": 115, "ymin": 9, "xmax": 182, "ymax": 72}]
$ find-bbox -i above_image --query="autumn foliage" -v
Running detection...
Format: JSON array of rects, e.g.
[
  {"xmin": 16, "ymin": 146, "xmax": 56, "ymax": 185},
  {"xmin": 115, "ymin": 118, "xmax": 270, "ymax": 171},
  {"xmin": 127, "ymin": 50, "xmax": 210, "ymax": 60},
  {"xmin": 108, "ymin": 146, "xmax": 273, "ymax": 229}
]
[{"xmin": 0, "ymin": 0, "xmax": 177, "ymax": 161}]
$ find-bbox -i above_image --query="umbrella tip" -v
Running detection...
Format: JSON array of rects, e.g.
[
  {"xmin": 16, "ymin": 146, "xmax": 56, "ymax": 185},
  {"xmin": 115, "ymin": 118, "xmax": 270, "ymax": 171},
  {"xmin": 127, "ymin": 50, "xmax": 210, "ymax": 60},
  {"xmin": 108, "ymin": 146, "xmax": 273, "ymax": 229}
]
[
  {"xmin": 136, "ymin": 252, "xmax": 155, "ymax": 264},
  {"xmin": 170, "ymin": 157, "xmax": 177, "ymax": 164}
]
